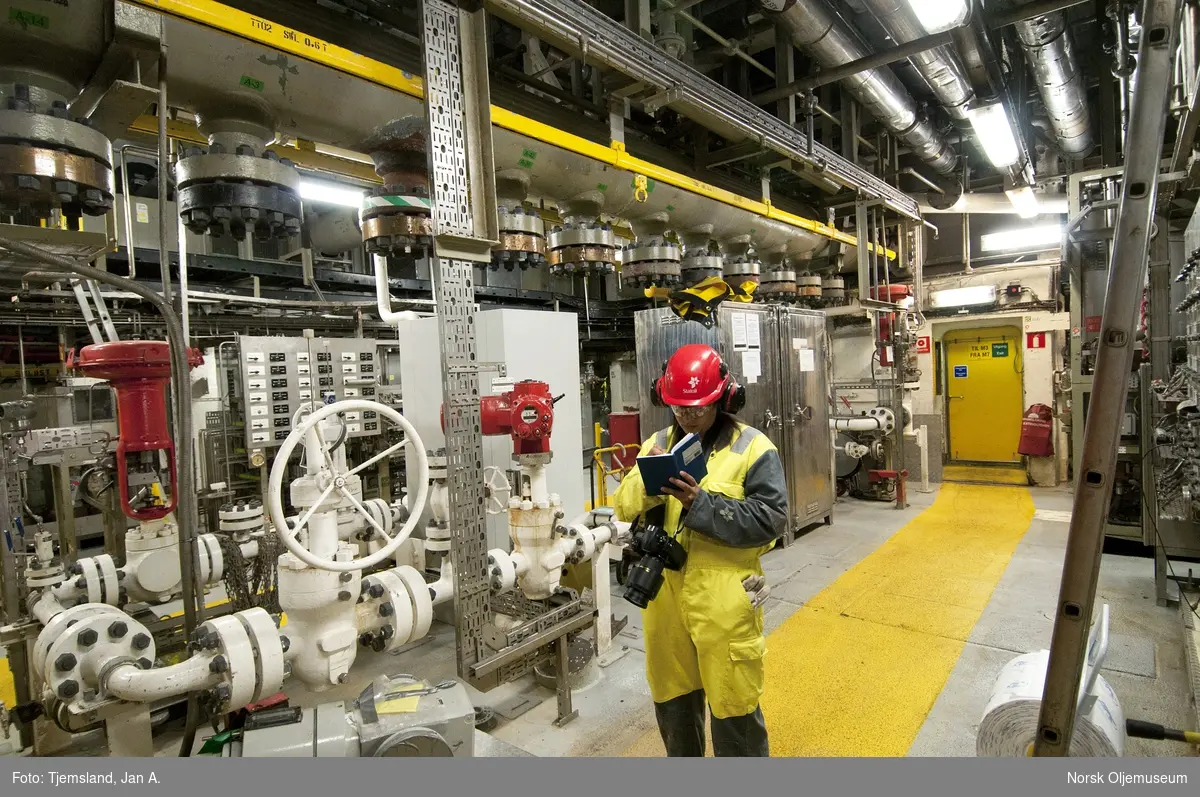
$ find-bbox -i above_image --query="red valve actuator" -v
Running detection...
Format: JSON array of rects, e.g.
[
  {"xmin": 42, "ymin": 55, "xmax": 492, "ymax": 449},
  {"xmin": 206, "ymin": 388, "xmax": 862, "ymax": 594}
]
[
  {"xmin": 441, "ymin": 380, "xmax": 555, "ymax": 458},
  {"xmin": 69, "ymin": 341, "xmax": 203, "ymax": 521}
]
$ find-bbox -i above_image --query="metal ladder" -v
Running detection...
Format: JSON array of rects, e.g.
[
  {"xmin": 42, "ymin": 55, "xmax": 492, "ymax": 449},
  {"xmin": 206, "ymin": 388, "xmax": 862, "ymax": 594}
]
[
  {"xmin": 1034, "ymin": 0, "xmax": 1185, "ymax": 755},
  {"xmin": 70, "ymin": 277, "xmax": 119, "ymax": 344}
]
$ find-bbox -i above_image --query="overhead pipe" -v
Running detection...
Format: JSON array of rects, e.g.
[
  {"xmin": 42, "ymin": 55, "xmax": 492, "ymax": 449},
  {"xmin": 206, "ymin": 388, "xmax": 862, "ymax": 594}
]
[
  {"xmin": 859, "ymin": 0, "xmax": 975, "ymax": 121},
  {"xmin": 762, "ymin": 0, "xmax": 960, "ymax": 175},
  {"xmin": 1009, "ymin": 2, "xmax": 1095, "ymax": 157}
]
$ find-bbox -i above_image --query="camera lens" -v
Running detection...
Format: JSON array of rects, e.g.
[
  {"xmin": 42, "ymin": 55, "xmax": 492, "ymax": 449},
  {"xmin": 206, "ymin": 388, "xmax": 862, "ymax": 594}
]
[{"xmin": 623, "ymin": 555, "xmax": 667, "ymax": 609}]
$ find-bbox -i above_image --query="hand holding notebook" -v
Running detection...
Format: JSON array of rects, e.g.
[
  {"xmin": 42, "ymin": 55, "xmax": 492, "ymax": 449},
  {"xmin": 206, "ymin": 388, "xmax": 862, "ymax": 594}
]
[{"xmin": 636, "ymin": 432, "xmax": 707, "ymax": 497}]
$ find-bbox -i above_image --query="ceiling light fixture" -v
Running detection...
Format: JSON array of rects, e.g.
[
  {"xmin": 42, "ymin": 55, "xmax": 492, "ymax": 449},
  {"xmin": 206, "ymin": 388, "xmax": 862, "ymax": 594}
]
[
  {"xmin": 905, "ymin": 0, "xmax": 970, "ymax": 34},
  {"xmin": 299, "ymin": 178, "xmax": 366, "ymax": 209},
  {"xmin": 966, "ymin": 102, "xmax": 1020, "ymax": 168},
  {"xmin": 979, "ymin": 224, "xmax": 1064, "ymax": 253},
  {"xmin": 1004, "ymin": 184, "xmax": 1041, "ymax": 219}
]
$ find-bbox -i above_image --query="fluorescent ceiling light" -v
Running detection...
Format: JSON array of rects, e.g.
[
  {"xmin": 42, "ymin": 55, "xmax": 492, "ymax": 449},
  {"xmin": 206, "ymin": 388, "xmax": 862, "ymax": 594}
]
[
  {"xmin": 299, "ymin": 178, "xmax": 366, "ymax": 208},
  {"xmin": 966, "ymin": 102, "xmax": 1020, "ymax": 168},
  {"xmin": 906, "ymin": 0, "xmax": 970, "ymax": 34},
  {"xmin": 1005, "ymin": 184, "xmax": 1041, "ymax": 219},
  {"xmin": 980, "ymin": 224, "xmax": 1064, "ymax": 253},
  {"xmin": 930, "ymin": 285, "xmax": 997, "ymax": 309}
]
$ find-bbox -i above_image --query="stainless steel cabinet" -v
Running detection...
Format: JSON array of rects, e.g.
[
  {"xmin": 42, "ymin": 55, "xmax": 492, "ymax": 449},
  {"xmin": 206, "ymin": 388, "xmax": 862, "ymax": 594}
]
[{"xmin": 634, "ymin": 306, "xmax": 833, "ymax": 534}]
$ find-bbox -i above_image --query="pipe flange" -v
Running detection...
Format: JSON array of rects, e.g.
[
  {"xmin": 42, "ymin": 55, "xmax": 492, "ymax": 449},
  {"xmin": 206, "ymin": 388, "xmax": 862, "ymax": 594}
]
[
  {"xmin": 868, "ymin": 406, "xmax": 897, "ymax": 434},
  {"xmin": 547, "ymin": 244, "xmax": 617, "ymax": 276},
  {"xmin": 178, "ymin": 181, "xmax": 302, "ymax": 242},
  {"xmin": 364, "ymin": 570, "xmax": 417, "ymax": 650},
  {"xmin": 42, "ymin": 607, "xmax": 154, "ymax": 707},
  {"xmin": 0, "ymin": 108, "xmax": 115, "ymax": 217},
  {"xmin": 199, "ymin": 608, "xmax": 283, "ymax": 711},
  {"xmin": 487, "ymin": 549, "xmax": 517, "ymax": 593},
  {"xmin": 498, "ymin": 206, "xmax": 544, "ymax": 236},
  {"xmin": 623, "ymin": 242, "xmax": 681, "ymax": 264},
  {"xmin": 547, "ymin": 224, "xmax": 617, "ymax": 249},
  {"xmin": 175, "ymin": 153, "xmax": 300, "ymax": 192},
  {"xmin": 393, "ymin": 565, "xmax": 433, "ymax": 643},
  {"xmin": 624, "ymin": 256, "xmax": 683, "ymax": 289}
]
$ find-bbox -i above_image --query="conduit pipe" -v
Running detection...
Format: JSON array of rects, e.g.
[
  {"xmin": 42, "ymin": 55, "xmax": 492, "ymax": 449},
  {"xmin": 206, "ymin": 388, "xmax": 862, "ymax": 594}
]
[
  {"xmin": 765, "ymin": 0, "xmax": 959, "ymax": 175},
  {"xmin": 830, "ymin": 416, "xmax": 885, "ymax": 431},
  {"xmin": 373, "ymin": 254, "xmax": 421, "ymax": 322}
]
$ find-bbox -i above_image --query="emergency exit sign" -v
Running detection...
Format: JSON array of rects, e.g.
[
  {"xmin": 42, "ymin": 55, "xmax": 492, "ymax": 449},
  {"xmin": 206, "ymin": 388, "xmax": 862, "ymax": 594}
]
[{"xmin": 991, "ymin": 342, "xmax": 1009, "ymax": 358}]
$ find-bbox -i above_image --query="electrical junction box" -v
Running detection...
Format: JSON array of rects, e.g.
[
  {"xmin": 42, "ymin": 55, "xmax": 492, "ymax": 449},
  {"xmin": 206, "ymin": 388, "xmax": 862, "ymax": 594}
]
[{"xmin": 1006, "ymin": 283, "xmax": 1023, "ymax": 297}]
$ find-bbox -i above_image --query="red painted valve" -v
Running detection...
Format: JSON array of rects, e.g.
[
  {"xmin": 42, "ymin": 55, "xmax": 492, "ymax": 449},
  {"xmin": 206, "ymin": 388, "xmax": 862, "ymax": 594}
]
[
  {"xmin": 69, "ymin": 341, "xmax": 203, "ymax": 520},
  {"xmin": 442, "ymin": 380, "xmax": 558, "ymax": 458}
]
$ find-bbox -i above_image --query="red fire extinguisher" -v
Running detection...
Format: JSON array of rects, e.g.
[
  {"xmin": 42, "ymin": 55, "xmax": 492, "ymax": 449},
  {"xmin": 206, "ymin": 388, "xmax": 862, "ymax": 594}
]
[{"xmin": 1018, "ymin": 404, "xmax": 1055, "ymax": 457}]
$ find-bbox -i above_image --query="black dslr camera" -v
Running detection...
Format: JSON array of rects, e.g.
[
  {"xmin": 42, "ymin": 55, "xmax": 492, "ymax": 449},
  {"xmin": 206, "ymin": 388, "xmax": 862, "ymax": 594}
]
[{"xmin": 622, "ymin": 508, "xmax": 688, "ymax": 609}]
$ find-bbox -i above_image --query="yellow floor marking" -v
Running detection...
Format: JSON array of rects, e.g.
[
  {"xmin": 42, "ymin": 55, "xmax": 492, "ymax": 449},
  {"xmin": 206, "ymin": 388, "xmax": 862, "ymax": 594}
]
[
  {"xmin": 621, "ymin": 483, "xmax": 1034, "ymax": 757},
  {"xmin": 1, "ymin": 656, "xmax": 14, "ymax": 707},
  {"xmin": 943, "ymin": 464, "xmax": 1028, "ymax": 486}
]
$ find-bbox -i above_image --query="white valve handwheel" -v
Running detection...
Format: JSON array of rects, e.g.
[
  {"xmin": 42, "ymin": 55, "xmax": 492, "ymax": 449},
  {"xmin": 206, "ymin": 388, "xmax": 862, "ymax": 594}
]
[
  {"xmin": 268, "ymin": 400, "xmax": 429, "ymax": 572},
  {"xmin": 482, "ymin": 466, "xmax": 511, "ymax": 515}
]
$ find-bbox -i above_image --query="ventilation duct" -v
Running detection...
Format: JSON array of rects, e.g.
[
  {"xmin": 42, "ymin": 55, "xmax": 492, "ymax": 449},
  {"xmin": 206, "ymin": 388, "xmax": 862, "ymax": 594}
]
[
  {"xmin": 860, "ymin": 0, "xmax": 975, "ymax": 121},
  {"xmin": 1009, "ymin": 3, "xmax": 1094, "ymax": 157},
  {"xmin": 764, "ymin": 0, "xmax": 959, "ymax": 175}
]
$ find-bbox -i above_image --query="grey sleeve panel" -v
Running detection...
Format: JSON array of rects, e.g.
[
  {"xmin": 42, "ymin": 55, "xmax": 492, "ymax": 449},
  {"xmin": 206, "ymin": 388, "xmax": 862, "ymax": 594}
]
[{"xmin": 685, "ymin": 449, "xmax": 790, "ymax": 548}]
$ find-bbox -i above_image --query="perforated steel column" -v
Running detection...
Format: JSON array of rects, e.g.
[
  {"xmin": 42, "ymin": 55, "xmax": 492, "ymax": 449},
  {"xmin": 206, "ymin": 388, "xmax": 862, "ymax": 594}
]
[{"xmin": 420, "ymin": 0, "xmax": 493, "ymax": 680}]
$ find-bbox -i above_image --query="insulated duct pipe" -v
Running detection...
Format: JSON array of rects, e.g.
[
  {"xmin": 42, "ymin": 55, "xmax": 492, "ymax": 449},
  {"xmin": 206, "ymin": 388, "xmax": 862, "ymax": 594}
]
[
  {"xmin": 763, "ymin": 0, "xmax": 959, "ymax": 175},
  {"xmin": 1008, "ymin": 2, "xmax": 1094, "ymax": 157},
  {"xmin": 860, "ymin": 0, "xmax": 975, "ymax": 121}
]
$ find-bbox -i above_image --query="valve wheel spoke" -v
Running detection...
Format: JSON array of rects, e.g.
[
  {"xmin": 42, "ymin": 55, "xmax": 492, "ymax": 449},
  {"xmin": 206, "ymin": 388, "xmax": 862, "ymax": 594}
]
[
  {"xmin": 340, "ymin": 485, "xmax": 392, "ymax": 544},
  {"xmin": 349, "ymin": 437, "xmax": 407, "ymax": 477},
  {"xmin": 289, "ymin": 482, "xmax": 337, "ymax": 538}
]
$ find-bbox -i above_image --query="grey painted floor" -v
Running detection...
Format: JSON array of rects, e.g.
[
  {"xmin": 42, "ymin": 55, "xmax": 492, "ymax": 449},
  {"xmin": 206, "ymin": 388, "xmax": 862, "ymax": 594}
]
[{"xmin": 13, "ymin": 482, "xmax": 1199, "ymax": 758}]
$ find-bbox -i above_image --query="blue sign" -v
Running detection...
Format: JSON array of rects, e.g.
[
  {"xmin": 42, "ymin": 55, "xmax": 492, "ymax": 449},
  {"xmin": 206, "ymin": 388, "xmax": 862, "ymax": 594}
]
[{"xmin": 953, "ymin": 365, "xmax": 968, "ymax": 378}]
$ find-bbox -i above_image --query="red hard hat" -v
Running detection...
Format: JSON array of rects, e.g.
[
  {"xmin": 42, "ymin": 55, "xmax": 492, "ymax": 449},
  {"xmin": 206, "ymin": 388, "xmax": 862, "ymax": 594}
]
[{"xmin": 658, "ymin": 344, "xmax": 728, "ymax": 407}]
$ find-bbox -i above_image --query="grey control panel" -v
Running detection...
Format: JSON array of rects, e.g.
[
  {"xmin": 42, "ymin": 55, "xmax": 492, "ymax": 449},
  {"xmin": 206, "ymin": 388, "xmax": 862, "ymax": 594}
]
[{"xmin": 238, "ymin": 336, "xmax": 382, "ymax": 450}]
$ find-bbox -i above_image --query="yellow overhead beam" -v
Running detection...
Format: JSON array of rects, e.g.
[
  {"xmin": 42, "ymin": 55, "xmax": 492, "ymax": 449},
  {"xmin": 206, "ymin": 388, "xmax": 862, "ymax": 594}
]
[
  {"xmin": 128, "ymin": 0, "xmax": 894, "ymax": 259},
  {"xmin": 126, "ymin": 115, "xmax": 383, "ymax": 184}
]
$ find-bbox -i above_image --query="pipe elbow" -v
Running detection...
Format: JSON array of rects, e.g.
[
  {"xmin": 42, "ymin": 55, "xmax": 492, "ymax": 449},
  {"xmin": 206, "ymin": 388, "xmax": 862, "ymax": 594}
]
[{"xmin": 103, "ymin": 655, "xmax": 219, "ymax": 703}]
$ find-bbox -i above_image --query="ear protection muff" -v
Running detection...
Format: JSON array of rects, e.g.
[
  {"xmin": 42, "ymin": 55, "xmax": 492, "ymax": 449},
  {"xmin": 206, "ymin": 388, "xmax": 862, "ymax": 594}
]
[
  {"xmin": 650, "ymin": 360, "xmax": 668, "ymax": 407},
  {"xmin": 717, "ymin": 361, "xmax": 747, "ymax": 414}
]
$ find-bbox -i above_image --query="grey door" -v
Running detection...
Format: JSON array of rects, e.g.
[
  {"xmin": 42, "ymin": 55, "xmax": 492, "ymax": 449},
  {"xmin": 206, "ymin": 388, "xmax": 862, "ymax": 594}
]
[
  {"xmin": 713, "ymin": 305, "xmax": 784, "ymax": 455},
  {"xmin": 634, "ymin": 305, "xmax": 779, "ymax": 454},
  {"xmin": 779, "ymin": 308, "xmax": 834, "ymax": 527}
]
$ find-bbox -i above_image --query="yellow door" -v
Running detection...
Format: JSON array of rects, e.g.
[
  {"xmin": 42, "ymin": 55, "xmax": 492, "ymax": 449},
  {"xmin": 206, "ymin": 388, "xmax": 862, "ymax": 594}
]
[{"xmin": 944, "ymin": 327, "xmax": 1024, "ymax": 463}]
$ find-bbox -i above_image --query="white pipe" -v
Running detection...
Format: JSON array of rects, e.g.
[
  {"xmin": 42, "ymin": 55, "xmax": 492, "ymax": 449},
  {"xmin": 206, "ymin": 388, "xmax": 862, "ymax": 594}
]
[
  {"xmin": 830, "ymin": 416, "xmax": 885, "ymax": 431},
  {"xmin": 374, "ymin": 254, "xmax": 420, "ymax": 323},
  {"xmin": 179, "ymin": 213, "xmax": 190, "ymax": 344},
  {"xmin": 916, "ymin": 192, "xmax": 1068, "ymax": 215},
  {"xmin": 429, "ymin": 562, "xmax": 455, "ymax": 606},
  {"xmin": 104, "ymin": 655, "xmax": 219, "ymax": 702},
  {"xmin": 238, "ymin": 539, "xmax": 259, "ymax": 559},
  {"xmin": 509, "ymin": 551, "xmax": 530, "ymax": 576},
  {"xmin": 919, "ymin": 426, "xmax": 931, "ymax": 492},
  {"xmin": 31, "ymin": 591, "xmax": 67, "ymax": 625}
]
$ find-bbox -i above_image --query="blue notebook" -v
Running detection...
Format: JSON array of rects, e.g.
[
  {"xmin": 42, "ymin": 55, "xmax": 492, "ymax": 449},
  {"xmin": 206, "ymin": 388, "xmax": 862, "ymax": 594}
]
[{"xmin": 637, "ymin": 433, "xmax": 708, "ymax": 497}]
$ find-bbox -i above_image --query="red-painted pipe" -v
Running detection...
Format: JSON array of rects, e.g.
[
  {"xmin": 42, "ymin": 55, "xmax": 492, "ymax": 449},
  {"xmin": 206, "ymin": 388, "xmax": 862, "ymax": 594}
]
[{"xmin": 70, "ymin": 341, "xmax": 203, "ymax": 521}]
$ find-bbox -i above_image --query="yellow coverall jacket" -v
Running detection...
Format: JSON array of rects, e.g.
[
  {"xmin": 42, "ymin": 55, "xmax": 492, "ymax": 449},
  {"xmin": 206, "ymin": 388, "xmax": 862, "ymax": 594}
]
[{"xmin": 613, "ymin": 422, "xmax": 788, "ymax": 719}]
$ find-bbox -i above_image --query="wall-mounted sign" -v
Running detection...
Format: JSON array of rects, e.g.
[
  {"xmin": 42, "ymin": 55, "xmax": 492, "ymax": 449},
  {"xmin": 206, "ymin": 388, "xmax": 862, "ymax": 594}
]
[
  {"xmin": 1027, "ymin": 332, "xmax": 1047, "ymax": 349},
  {"xmin": 915, "ymin": 336, "xmax": 931, "ymax": 354},
  {"xmin": 991, "ymin": 342, "xmax": 1010, "ymax": 358},
  {"xmin": 953, "ymin": 365, "xmax": 968, "ymax": 378}
]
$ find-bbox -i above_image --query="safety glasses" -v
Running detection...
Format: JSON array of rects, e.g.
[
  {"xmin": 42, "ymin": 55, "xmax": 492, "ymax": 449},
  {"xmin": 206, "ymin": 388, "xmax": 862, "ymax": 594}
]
[{"xmin": 670, "ymin": 404, "xmax": 711, "ymax": 420}]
